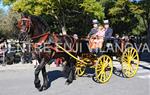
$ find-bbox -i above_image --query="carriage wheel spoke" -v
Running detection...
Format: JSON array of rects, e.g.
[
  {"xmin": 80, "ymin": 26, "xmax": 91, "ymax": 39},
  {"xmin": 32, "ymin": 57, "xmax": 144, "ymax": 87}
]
[
  {"xmin": 132, "ymin": 55, "xmax": 137, "ymax": 60},
  {"xmin": 131, "ymin": 50, "xmax": 136, "ymax": 58},
  {"xmin": 122, "ymin": 57, "xmax": 128, "ymax": 63}
]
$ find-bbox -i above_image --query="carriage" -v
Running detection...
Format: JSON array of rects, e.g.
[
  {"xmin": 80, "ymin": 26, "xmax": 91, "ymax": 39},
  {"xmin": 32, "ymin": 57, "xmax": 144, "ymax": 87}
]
[
  {"xmin": 72, "ymin": 37, "xmax": 140, "ymax": 83},
  {"xmin": 54, "ymin": 36, "xmax": 140, "ymax": 83}
]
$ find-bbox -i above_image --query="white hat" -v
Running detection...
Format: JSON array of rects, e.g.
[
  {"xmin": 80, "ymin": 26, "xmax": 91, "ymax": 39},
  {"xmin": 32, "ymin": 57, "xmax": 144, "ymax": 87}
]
[
  {"xmin": 104, "ymin": 20, "xmax": 109, "ymax": 24},
  {"xmin": 92, "ymin": 19, "xmax": 99, "ymax": 24}
]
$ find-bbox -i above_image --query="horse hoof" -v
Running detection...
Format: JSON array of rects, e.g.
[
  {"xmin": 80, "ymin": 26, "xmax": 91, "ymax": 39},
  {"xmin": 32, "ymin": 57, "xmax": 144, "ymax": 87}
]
[
  {"xmin": 65, "ymin": 80, "xmax": 72, "ymax": 85},
  {"xmin": 34, "ymin": 80, "xmax": 41, "ymax": 89},
  {"xmin": 42, "ymin": 86, "xmax": 48, "ymax": 90},
  {"xmin": 38, "ymin": 86, "xmax": 43, "ymax": 92}
]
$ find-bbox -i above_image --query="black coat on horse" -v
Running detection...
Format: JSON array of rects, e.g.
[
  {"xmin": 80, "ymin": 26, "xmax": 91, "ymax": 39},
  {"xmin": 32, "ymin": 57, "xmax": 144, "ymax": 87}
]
[{"xmin": 18, "ymin": 13, "xmax": 77, "ymax": 91}]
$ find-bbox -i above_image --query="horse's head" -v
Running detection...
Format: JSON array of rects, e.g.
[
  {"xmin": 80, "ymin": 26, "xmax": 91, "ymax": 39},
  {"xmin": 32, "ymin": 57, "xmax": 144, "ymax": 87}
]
[
  {"xmin": 18, "ymin": 14, "xmax": 31, "ymax": 41},
  {"xmin": 18, "ymin": 13, "xmax": 50, "ymax": 42}
]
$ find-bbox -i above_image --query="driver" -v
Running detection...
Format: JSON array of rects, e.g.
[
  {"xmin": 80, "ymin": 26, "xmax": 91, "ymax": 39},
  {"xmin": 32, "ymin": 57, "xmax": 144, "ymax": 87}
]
[
  {"xmin": 88, "ymin": 19, "xmax": 99, "ymax": 38},
  {"xmin": 88, "ymin": 19, "xmax": 99, "ymax": 54}
]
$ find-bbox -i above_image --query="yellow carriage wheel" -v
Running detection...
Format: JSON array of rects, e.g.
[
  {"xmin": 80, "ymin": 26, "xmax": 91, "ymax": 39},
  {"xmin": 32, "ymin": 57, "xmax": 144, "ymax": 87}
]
[
  {"xmin": 75, "ymin": 56, "xmax": 93, "ymax": 77},
  {"xmin": 95, "ymin": 55, "xmax": 113, "ymax": 83},
  {"xmin": 75, "ymin": 58, "xmax": 87, "ymax": 77},
  {"xmin": 76, "ymin": 63, "xmax": 86, "ymax": 77},
  {"xmin": 121, "ymin": 47, "xmax": 140, "ymax": 78}
]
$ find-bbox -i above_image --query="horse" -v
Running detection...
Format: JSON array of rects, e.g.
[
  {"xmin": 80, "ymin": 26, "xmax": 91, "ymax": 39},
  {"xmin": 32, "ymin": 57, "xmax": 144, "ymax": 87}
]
[{"xmin": 17, "ymin": 13, "xmax": 77, "ymax": 91}]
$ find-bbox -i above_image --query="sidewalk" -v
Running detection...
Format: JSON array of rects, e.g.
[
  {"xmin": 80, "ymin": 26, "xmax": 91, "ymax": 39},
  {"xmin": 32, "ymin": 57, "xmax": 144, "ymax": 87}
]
[
  {"xmin": 0, "ymin": 63, "xmax": 34, "ymax": 71},
  {"xmin": 0, "ymin": 63, "xmax": 62, "ymax": 71},
  {"xmin": 1, "ymin": 60, "xmax": 149, "ymax": 71}
]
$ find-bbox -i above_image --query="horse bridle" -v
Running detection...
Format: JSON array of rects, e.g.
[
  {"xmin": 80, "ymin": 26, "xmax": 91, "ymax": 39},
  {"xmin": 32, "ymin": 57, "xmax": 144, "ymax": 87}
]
[
  {"xmin": 18, "ymin": 17, "xmax": 31, "ymax": 33},
  {"xmin": 18, "ymin": 17, "xmax": 32, "ymax": 41}
]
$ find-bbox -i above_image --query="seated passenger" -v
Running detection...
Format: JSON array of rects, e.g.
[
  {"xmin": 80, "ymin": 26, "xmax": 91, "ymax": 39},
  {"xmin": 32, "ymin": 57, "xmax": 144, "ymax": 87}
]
[
  {"xmin": 89, "ymin": 24, "xmax": 106, "ymax": 54},
  {"xmin": 95, "ymin": 25, "xmax": 106, "ymax": 49},
  {"xmin": 104, "ymin": 20, "xmax": 113, "ymax": 40},
  {"xmin": 88, "ymin": 19, "xmax": 99, "ymax": 38},
  {"xmin": 88, "ymin": 19, "xmax": 99, "ymax": 54}
]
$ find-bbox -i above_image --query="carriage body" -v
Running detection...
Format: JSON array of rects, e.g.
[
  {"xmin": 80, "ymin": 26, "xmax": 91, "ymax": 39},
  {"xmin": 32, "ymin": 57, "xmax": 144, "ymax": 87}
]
[{"xmin": 75, "ymin": 36, "xmax": 140, "ymax": 83}]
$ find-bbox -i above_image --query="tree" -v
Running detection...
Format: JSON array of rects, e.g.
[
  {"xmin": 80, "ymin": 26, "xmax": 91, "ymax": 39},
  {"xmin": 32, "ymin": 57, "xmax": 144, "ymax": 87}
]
[
  {"xmin": 138, "ymin": 0, "xmax": 150, "ymax": 46},
  {"xmin": 80, "ymin": 0, "xmax": 105, "ymax": 21},
  {"xmin": 0, "ymin": 9, "xmax": 20, "ymax": 38},
  {"xmin": 108, "ymin": 0, "xmax": 144, "ymax": 36},
  {"xmin": 0, "ymin": 8, "xmax": 4, "ymax": 17},
  {"xmin": 0, "ymin": 8, "xmax": 5, "ymax": 36},
  {"xmin": 2, "ymin": 0, "xmax": 107, "ymax": 36}
]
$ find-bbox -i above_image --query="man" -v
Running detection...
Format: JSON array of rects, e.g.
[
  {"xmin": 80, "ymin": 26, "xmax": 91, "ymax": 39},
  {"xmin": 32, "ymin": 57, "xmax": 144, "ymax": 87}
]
[
  {"xmin": 88, "ymin": 19, "xmax": 99, "ymax": 38},
  {"xmin": 88, "ymin": 19, "xmax": 99, "ymax": 54},
  {"xmin": 104, "ymin": 20, "xmax": 113, "ymax": 39}
]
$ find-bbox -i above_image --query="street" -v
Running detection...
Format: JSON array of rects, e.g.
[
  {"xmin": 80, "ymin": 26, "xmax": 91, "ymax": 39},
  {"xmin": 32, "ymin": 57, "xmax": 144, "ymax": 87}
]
[{"xmin": 0, "ymin": 61, "xmax": 149, "ymax": 95}]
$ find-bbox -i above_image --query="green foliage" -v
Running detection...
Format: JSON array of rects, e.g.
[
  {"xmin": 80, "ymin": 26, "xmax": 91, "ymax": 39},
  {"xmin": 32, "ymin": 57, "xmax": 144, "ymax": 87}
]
[
  {"xmin": 0, "ymin": 10, "xmax": 20, "ymax": 38},
  {"xmin": 131, "ymin": 15, "xmax": 146, "ymax": 35},
  {"xmin": 2, "ymin": 0, "xmax": 149, "ymax": 38},
  {"xmin": 80, "ymin": 0, "xmax": 105, "ymax": 20},
  {"xmin": 109, "ymin": 0, "xmax": 144, "ymax": 22},
  {"xmin": 139, "ymin": 0, "xmax": 150, "ymax": 28},
  {"xmin": 138, "ymin": 0, "xmax": 150, "ymax": 45},
  {"xmin": 0, "ymin": 8, "xmax": 4, "ymax": 36},
  {"xmin": 2, "ymin": 0, "xmax": 108, "ymax": 36},
  {"xmin": 3, "ymin": 0, "xmax": 16, "ymax": 5},
  {"xmin": 0, "ymin": 8, "xmax": 4, "ymax": 17},
  {"xmin": 108, "ymin": 0, "xmax": 144, "ymax": 35}
]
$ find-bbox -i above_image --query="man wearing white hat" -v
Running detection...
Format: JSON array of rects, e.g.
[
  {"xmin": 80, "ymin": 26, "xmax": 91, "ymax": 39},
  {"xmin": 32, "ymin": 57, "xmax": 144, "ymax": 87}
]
[
  {"xmin": 88, "ymin": 19, "xmax": 99, "ymax": 38},
  {"xmin": 87, "ymin": 19, "xmax": 99, "ymax": 54},
  {"xmin": 104, "ymin": 20, "xmax": 113, "ymax": 39}
]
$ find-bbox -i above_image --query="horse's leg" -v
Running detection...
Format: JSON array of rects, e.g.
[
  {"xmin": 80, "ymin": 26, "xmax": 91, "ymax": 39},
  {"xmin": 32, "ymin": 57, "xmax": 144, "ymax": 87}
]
[
  {"xmin": 34, "ymin": 58, "xmax": 45, "ymax": 91},
  {"xmin": 41, "ymin": 65, "xmax": 49, "ymax": 90},
  {"xmin": 34, "ymin": 66, "xmax": 41, "ymax": 90},
  {"xmin": 65, "ymin": 57, "xmax": 76, "ymax": 85}
]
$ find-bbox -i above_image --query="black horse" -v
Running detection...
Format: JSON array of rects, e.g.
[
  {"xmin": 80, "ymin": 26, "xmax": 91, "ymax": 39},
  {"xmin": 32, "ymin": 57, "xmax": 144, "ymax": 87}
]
[{"xmin": 18, "ymin": 13, "xmax": 76, "ymax": 91}]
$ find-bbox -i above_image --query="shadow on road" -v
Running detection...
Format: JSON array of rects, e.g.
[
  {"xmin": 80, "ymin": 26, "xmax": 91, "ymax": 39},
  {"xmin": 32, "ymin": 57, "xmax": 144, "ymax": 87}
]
[
  {"xmin": 47, "ymin": 70, "xmax": 64, "ymax": 88},
  {"xmin": 112, "ymin": 67, "xmax": 127, "ymax": 78},
  {"xmin": 139, "ymin": 64, "xmax": 150, "ymax": 70},
  {"xmin": 139, "ymin": 52, "xmax": 150, "ymax": 70},
  {"xmin": 140, "ymin": 53, "xmax": 150, "ymax": 63}
]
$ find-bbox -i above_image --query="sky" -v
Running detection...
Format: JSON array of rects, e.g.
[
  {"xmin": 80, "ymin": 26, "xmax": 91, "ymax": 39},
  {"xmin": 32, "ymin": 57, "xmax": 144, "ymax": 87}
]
[{"xmin": 0, "ymin": 0, "xmax": 9, "ymax": 13}]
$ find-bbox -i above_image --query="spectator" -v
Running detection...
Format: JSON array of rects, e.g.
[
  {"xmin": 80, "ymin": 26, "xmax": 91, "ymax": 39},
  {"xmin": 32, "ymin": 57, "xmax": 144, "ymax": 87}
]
[{"xmin": 73, "ymin": 34, "xmax": 78, "ymax": 40}]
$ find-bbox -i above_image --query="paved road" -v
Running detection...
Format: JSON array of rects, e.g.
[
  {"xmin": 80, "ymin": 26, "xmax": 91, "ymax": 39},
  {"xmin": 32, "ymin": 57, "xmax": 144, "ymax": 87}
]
[{"xmin": 0, "ymin": 61, "xmax": 149, "ymax": 95}]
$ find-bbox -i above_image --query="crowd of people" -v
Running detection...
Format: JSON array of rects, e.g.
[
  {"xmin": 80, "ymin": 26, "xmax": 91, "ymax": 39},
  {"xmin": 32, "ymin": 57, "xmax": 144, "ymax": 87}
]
[
  {"xmin": 0, "ymin": 38, "xmax": 32, "ymax": 65},
  {"xmin": 0, "ymin": 38, "xmax": 6, "ymax": 64}
]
